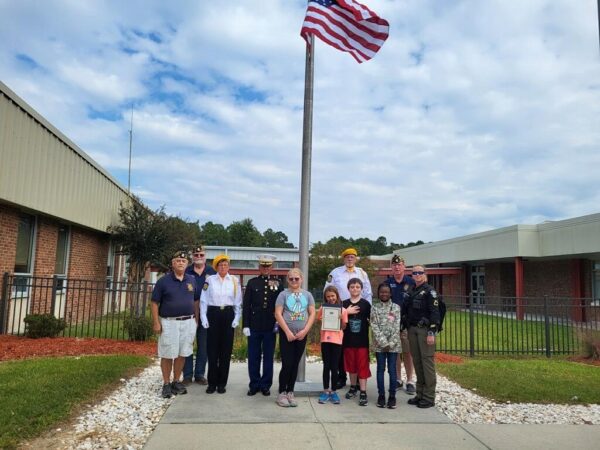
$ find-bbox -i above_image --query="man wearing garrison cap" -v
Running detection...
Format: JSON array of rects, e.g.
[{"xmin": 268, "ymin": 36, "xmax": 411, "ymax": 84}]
[
  {"xmin": 384, "ymin": 254, "xmax": 417, "ymax": 395},
  {"xmin": 182, "ymin": 245, "xmax": 216, "ymax": 385},
  {"xmin": 151, "ymin": 250, "xmax": 200, "ymax": 398}
]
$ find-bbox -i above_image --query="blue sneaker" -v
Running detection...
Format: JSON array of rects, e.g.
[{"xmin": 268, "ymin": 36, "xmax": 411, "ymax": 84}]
[
  {"xmin": 318, "ymin": 392, "xmax": 330, "ymax": 404},
  {"xmin": 330, "ymin": 391, "xmax": 341, "ymax": 404}
]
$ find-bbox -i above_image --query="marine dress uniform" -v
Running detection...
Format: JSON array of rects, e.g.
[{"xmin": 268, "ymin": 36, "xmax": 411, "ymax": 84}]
[
  {"xmin": 242, "ymin": 254, "xmax": 283, "ymax": 396},
  {"xmin": 402, "ymin": 281, "xmax": 441, "ymax": 408},
  {"xmin": 201, "ymin": 255, "xmax": 242, "ymax": 393}
]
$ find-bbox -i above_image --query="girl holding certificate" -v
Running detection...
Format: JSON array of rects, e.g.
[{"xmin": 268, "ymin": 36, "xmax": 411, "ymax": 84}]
[{"xmin": 317, "ymin": 286, "xmax": 348, "ymax": 404}]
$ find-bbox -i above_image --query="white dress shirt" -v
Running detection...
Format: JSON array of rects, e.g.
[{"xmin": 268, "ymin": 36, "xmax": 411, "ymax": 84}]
[
  {"xmin": 201, "ymin": 273, "xmax": 242, "ymax": 324},
  {"xmin": 324, "ymin": 265, "xmax": 372, "ymax": 303}
]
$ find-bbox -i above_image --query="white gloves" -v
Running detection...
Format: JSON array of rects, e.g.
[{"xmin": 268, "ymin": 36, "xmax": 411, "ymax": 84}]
[
  {"xmin": 201, "ymin": 318, "xmax": 209, "ymax": 329},
  {"xmin": 243, "ymin": 327, "xmax": 251, "ymax": 337},
  {"xmin": 231, "ymin": 319, "xmax": 239, "ymax": 328}
]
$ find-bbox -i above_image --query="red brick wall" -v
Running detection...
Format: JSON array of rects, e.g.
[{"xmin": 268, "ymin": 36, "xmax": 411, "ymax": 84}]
[
  {"xmin": 523, "ymin": 260, "xmax": 574, "ymax": 298},
  {"xmin": 485, "ymin": 263, "xmax": 515, "ymax": 299},
  {"xmin": 64, "ymin": 227, "xmax": 110, "ymax": 322},
  {"xmin": 0, "ymin": 204, "xmax": 19, "ymax": 274},
  {"xmin": 33, "ymin": 217, "xmax": 59, "ymax": 277},
  {"xmin": 68, "ymin": 227, "xmax": 109, "ymax": 280}
]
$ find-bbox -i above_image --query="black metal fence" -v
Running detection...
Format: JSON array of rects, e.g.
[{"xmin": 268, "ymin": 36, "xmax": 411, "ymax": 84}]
[
  {"xmin": 0, "ymin": 272, "xmax": 154, "ymax": 340},
  {"xmin": 438, "ymin": 295, "xmax": 600, "ymax": 356},
  {"xmin": 1, "ymin": 273, "xmax": 599, "ymax": 356}
]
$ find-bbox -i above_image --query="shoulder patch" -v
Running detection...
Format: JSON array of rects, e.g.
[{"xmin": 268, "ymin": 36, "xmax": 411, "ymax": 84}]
[
  {"xmin": 203, "ymin": 282, "xmax": 209, "ymax": 291},
  {"xmin": 431, "ymin": 290, "xmax": 438, "ymax": 298},
  {"xmin": 327, "ymin": 274, "xmax": 333, "ymax": 282},
  {"xmin": 433, "ymin": 299, "xmax": 439, "ymax": 306}
]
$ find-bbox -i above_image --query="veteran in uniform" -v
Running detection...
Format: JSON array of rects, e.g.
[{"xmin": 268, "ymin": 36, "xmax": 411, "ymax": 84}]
[
  {"xmin": 384, "ymin": 254, "xmax": 416, "ymax": 394},
  {"xmin": 324, "ymin": 248, "xmax": 372, "ymax": 303},
  {"xmin": 201, "ymin": 254, "xmax": 242, "ymax": 394},
  {"xmin": 183, "ymin": 244, "xmax": 216, "ymax": 385},
  {"xmin": 151, "ymin": 250, "xmax": 200, "ymax": 399},
  {"xmin": 324, "ymin": 247, "xmax": 372, "ymax": 388},
  {"xmin": 242, "ymin": 254, "xmax": 283, "ymax": 396},
  {"xmin": 402, "ymin": 264, "xmax": 441, "ymax": 408}
]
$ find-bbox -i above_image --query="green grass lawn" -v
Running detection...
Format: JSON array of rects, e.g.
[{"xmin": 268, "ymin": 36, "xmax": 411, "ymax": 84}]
[
  {"xmin": 438, "ymin": 310, "xmax": 579, "ymax": 355},
  {"xmin": 63, "ymin": 308, "xmax": 156, "ymax": 341},
  {"xmin": 0, "ymin": 355, "xmax": 151, "ymax": 449},
  {"xmin": 437, "ymin": 357, "xmax": 600, "ymax": 404}
]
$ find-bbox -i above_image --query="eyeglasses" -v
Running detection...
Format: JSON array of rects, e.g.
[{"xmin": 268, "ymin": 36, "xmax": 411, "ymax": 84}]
[
  {"xmin": 288, "ymin": 277, "xmax": 301, "ymax": 282},
  {"xmin": 412, "ymin": 271, "xmax": 425, "ymax": 275},
  {"xmin": 193, "ymin": 253, "xmax": 205, "ymax": 257}
]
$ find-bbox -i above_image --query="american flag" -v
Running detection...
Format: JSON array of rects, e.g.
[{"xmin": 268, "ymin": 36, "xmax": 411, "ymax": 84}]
[{"xmin": 300, "ymin": 0, "xmax": 389, "ymax": 64}]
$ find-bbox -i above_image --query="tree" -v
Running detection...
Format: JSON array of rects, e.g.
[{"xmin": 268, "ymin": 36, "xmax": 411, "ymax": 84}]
[
  {"xmin": 200, "ymin": 221, "xmax": 229, "ymax": 245},
  {"xmin": 108, "ymin": 197, "xmax": 169, "ymax": 282},
  {"xmin": 263, "ymin": 228, "xmax": 294, "ymax": 248},
  {"xmin": 227, "ymin": 218, "xmax": 264, "ymax": 247},
  {"xmin": 108, "ymin": 197, "xmax": 202, "ymax": 281}
]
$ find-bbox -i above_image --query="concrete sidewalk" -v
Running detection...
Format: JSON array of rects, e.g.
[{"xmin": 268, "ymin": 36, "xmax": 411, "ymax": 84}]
[{"xmin": 144, "ymin": 363, "xmax": 600, "ymax": 450}]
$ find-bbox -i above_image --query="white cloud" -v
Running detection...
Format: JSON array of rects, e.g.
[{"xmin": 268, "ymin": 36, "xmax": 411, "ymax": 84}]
[{"xmin": 1, "ymin": 0, "xmax": 599, "ymax": 247}]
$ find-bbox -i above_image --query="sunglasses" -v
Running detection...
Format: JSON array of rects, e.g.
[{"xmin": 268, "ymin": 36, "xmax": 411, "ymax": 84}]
[
  {"xmin": 288, "ymin": 277, "xmax": 301, "ymax": 282},
  {"xmin": 193, "ymin": 253, "xmax": 205, "ymax": 257},
  {"xmin": 412, "ymin": 271, "xmax": 425, "ymax": 275}
]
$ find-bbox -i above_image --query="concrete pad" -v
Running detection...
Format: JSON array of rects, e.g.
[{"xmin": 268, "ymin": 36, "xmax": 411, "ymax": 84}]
[
  {"xmin": 144, "ymin": 424, "xmax": 331, "ymax": 450},
  {"xmin": 309, "ymin": 395, "xmax": 451, "ymax": 424},
  {"xmin": 463, "ymin": 424, "xmax": 600, "ymax": 450},
  {"xmin": 325, "ymin": 424, "xmax": 488, "ymax": 450},
  {"xmin": 161, "ymin": 363, "xmax": 446, "ymax": 425}
]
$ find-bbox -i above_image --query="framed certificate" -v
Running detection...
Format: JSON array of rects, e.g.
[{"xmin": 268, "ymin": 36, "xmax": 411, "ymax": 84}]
[{"xmin": 322, "ymin": 305, "xmax": 341, "ymax": 331}]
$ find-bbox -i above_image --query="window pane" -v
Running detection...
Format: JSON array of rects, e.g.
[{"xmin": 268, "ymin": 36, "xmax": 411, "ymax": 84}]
[
  {"xmin": 55, "ymin": 225, "xmax": 69, "ymax": 275},
  {"xmin": 14, "ymin": 215, "xmax": 34, "ymax": 273}
]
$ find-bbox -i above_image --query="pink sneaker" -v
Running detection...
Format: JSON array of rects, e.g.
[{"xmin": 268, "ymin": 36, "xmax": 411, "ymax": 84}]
[
  {"xmin": 287, "ymin": 392, "xmax": 298, "ymax": 407},
  {"xmin": 277, "ymin": 392, "xmax": 290, "ymax": 407}
]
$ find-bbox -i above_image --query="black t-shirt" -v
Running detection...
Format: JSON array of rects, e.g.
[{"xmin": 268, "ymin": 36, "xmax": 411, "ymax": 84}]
[{"xmin": 342, "ymin": 298, "xmax": 371, "ymax": 348}]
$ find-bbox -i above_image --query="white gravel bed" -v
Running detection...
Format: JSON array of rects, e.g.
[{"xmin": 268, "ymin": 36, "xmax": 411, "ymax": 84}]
[
  {"xmin": 60, "ymin": 360, "xmax": 172, "ymax": 449},
  {"xmin": 436, "ymin": 374, "xmax": 600, "ymax": 424}
]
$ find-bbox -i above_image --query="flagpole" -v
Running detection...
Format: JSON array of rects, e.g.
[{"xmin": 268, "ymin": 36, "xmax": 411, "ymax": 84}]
[{"xmin": 297, "ymin": 33, "xmax": 315, "ymax": 383}]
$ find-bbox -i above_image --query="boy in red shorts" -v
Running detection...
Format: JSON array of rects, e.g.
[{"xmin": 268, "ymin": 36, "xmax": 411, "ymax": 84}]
[{"xmin": 342, "ymin": 278, "xmax": 372, "ymax": 406}]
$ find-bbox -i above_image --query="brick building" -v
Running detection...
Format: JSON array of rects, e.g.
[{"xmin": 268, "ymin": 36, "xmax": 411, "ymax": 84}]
[
  {"xmin": 393, "ymin": 214, "xmax": 600, "ymax": 320},
  {"xmin": 0, "ymin": 81, "xmax": 130, "ymax": 332}
]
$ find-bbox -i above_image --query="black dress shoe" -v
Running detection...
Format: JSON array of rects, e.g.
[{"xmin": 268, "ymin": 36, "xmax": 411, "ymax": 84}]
[
  {"xmin": 417, "ymin": 399, "xmax": 435, "ymax": 408},
  {"xmin": 247, "ymin": 388, "xmax": 258, "ymax": 396},
  {"xmin": 407, "ymin": 397, "xmax": 421, "ymax": 405},
  {"xmin": 217, "ymin": 386, "xmax": 226, "ymax": 394},
  {"xmin": 206, "ymin": 385, "xmax": 216, "ymax": 394},
  {"xmin": 261, "ymin": 389, "xmax": 271, "ymax": 397}
]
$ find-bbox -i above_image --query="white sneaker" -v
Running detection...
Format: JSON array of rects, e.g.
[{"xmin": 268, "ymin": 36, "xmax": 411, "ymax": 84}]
[
  {"xmin": 287, "ymin": 391, "xmax": 298, "ymax": 407},
  {"xmin": 277, "ymin": 392, "xmax": 290, "ymax": 407}
]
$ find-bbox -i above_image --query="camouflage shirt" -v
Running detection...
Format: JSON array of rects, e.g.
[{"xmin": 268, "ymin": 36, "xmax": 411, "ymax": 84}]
[{"xmin": 370, "ymin": 300, "xmax": 402, "ymax": 353}]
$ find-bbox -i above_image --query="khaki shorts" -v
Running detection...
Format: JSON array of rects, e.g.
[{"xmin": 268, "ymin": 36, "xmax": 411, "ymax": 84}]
[{"xmin": 158, "ymin": 317, "xmax": 196, "ymax": 359}]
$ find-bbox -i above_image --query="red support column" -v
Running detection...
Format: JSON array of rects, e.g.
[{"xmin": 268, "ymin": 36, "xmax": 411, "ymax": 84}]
[
  {"xmin": 515, "ymin": 257, "xmax": 524, "ymax": 320},
  {"xmin": 571, "ymin": 259, "xmax": 584, "ymax": 322}
]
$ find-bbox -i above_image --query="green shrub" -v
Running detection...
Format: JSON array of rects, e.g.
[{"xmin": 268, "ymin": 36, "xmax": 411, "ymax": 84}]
[
  {"xmin": 123, "ymin": 315, "xmax": 153, "ymax": 341},
  {"xmin": 23, "ymin": 314, "xmax": 66, "ymax": 338}
]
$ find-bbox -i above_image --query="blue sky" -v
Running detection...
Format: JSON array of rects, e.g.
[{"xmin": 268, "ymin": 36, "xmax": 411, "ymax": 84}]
[{"xmin": 1, "ymin": 0, "xmax": 599, "ymax": 246}]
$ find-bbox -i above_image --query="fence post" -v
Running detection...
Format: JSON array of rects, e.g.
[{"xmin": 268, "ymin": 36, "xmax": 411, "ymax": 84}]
[
  {"xmin": 469, "ymin": 293, "xmax": 475, "ymax": 357},
  {"xmin": 141, "ymin": 280, "xmax": 148, "ymax": 314},
  {"xmin": 0, "ymin": 272, "xmax": 9, "ymax": 334},
  {"xmin": 50, "ymin": 275, "xmax": 58, "ymax": 317},
  {"xmin": 543, "ymin": 295, "xmax": 551, "ymax": 358}
]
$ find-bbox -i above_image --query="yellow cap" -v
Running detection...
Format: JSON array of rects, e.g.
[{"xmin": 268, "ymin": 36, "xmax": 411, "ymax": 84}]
[
  {"xmin": 341, "ymin": 248, "xmax": 358, "ymax": 258},
  {"xmin": 212, "ymin": 254, "xmax": 230, "ymax": 268}
]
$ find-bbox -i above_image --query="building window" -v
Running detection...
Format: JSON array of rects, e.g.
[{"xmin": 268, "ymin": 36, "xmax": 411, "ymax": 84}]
[
  {"xmin": 55, "ymin": 225, "xmax": 70, "ymax": 276},
  {"xmin": 593, "ymin": 262, "xmax": 600, "ymax": 302},
  {"xmin": 14, "ymin": 214, "xmax": 35, "ymax": 274}
]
